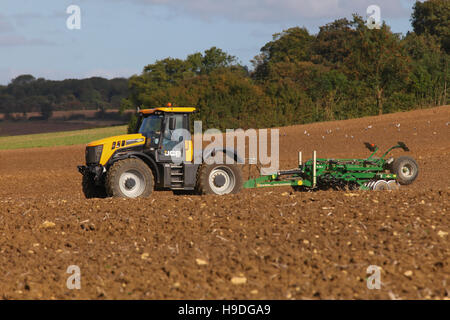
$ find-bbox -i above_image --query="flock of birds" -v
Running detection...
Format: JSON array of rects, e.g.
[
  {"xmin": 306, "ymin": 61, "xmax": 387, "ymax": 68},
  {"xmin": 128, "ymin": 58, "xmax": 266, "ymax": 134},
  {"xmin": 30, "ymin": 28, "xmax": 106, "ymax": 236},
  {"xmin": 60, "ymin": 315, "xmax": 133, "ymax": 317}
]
[{"xmin": 297, "ymin": 119, "xmax": 445, "ymax": 141}]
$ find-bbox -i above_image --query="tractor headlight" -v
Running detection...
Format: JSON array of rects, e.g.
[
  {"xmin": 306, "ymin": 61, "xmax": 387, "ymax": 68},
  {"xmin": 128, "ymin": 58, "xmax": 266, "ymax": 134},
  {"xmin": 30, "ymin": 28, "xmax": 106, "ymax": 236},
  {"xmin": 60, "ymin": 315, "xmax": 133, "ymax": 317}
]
[{"xmin": 86, "ymin": 145, "xmax": 103, "ymax": 164}]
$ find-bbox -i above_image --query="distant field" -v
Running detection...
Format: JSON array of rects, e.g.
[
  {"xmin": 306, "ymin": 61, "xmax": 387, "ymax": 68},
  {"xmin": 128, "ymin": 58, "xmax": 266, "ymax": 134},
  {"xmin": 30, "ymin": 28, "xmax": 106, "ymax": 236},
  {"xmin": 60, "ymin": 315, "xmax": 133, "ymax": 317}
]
[
  {"xmin": 0, "ymin": 125, "xmax": 127, "ymax": 150},
  {"xmin": 0, "ymin": 109, "xmax": 133, "ymax": 137}
]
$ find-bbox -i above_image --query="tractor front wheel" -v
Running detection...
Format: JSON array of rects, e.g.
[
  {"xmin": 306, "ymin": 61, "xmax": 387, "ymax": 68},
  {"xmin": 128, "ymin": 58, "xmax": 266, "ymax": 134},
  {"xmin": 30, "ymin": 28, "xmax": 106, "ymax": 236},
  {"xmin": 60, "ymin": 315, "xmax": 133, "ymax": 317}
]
[
  {"xmin": 391, "ymin": 156, "xmax": 419, "ymax": 185},
  {"xmin": 196, "ymin": 164, "xmax": 242, "ymax": 195},
  {"xmin": 106, "ymin": 158, "xmax": 154, "ymax": 198}
]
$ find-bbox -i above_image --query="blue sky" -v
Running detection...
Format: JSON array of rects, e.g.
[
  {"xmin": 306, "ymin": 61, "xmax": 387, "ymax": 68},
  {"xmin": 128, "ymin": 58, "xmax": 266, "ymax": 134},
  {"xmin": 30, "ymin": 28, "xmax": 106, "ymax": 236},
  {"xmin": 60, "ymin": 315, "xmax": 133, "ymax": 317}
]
[{"xmin": 0, "ymin": 0, "xmax": 417, "ymax": 85}]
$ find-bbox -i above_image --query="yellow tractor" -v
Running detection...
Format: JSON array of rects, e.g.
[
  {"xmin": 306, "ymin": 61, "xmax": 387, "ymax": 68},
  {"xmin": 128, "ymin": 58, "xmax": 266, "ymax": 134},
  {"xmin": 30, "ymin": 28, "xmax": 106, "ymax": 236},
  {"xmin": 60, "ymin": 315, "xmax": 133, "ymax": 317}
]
[{"xmin": 78, "ymin": 105, "xmax": 243, "ymax": 198}]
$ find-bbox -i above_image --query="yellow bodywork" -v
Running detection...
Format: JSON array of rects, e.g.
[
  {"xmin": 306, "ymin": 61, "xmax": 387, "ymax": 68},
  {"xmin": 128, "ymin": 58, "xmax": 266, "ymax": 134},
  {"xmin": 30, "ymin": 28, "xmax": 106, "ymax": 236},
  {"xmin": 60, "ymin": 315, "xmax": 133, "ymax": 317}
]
[
  {"xmin": 87, "ymin": 133, "xmax": 193, "ymax": 165},
  {"xmin": 86, "ymin": 107, "xmax": 196, "ymax": 166},
  {"xmin": 185, "ymin": 140, "xmax": 193, "ymax": 162},
  {"xmin": 140, "ymin": 107, "xmax": 196, "ymax": 114},
  {"xmin": 88, "ymin": 134, "xmax": 146, "ymax": 165}
]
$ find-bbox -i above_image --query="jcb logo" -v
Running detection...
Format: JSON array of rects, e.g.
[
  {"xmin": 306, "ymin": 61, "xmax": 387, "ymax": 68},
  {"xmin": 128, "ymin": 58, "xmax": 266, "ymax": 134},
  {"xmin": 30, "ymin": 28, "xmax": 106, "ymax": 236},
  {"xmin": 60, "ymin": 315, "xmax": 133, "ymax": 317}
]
[{"xmin": 164, "ymin": 150, "xmax": 181, "ymax": 157}]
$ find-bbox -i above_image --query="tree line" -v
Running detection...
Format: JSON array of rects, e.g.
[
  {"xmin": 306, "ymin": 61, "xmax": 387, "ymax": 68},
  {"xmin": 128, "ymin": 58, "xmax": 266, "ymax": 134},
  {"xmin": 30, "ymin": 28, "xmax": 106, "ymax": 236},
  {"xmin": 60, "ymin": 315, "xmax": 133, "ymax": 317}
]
[
  {"xmin": 0, "ymin": 75, "xmax": 128, "ymax": 120},
  {"xmin": 123, "ymin": 0, "xmax": 449, "ymax": 131}
]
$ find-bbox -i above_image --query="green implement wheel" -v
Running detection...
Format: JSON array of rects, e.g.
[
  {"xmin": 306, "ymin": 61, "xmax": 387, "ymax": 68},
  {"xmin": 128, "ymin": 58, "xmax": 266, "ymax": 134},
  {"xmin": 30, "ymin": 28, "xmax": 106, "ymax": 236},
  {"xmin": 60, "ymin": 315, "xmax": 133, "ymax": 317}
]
[{"xmin": 391, "ymin": 156, "xmax": 419, "ymax": 185}]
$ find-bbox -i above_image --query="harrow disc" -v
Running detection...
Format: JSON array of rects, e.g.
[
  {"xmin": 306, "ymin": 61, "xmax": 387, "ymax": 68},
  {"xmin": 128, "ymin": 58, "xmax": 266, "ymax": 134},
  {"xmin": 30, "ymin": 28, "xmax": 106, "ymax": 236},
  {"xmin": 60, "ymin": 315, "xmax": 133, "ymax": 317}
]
[
  {"xmin": 373, "ymin": 180, "xmax": 389, "ymax": 190},
  {"xmin": 387, "ymin": 180, "xmax": 400, "ymax": 191}
]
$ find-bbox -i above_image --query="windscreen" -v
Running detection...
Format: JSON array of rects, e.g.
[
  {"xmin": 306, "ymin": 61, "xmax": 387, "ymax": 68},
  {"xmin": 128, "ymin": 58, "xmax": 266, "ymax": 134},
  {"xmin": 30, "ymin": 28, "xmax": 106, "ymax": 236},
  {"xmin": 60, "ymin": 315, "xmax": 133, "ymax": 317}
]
[{"xmin": 138, "ymin": 114, "xmax": 163, "ymax": 143}]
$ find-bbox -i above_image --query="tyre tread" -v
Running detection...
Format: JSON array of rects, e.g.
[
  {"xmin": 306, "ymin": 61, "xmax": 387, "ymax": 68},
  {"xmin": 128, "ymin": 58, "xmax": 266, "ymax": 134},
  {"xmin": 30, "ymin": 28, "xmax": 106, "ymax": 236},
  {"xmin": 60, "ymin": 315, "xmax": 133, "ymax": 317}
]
[{"xmin": 105, "ymin": 158, "xmax": 154, "ymax": 198}]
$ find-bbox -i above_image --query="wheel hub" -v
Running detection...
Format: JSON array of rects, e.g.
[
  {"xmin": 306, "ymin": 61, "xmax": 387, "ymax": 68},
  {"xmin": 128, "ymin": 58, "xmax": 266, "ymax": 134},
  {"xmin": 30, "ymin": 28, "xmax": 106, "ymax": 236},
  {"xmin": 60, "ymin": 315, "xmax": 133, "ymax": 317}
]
[
  {"xmin": 119, "ymin": 170, "xmax": 146, "ymax": 198},
  {"xmin": 124, "ymin": 178, "xmax": 136, "ymax": 190},
  {"xmin": 209, "ymin": 167, "xmax": 236, "ymax": 195},
  {"xmin": 402, "ymin": 164, "xmax": 413, "ymax": 177},
  {"xmin": 213, "ymin": 174, "xmax": 226, "ymax": 187}
]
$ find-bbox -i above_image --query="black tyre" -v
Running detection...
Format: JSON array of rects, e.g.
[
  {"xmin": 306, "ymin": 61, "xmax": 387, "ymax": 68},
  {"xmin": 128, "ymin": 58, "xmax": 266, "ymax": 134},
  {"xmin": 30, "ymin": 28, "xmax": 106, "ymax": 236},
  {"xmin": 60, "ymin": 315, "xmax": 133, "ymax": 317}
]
[
  {"xmin": 105, "ymin": 158, "xmax": 154, "ymax": 198},
  {"xmin": 82, "ymin": 173, "xmax": 107, "ymax": 199},
  {"xmin": 391, "ymin": 156, "xmax": 419, "ymax": 185},
  {"xmin": 196, "ymin": 164, "xmax": 243, "ymax": 195}
]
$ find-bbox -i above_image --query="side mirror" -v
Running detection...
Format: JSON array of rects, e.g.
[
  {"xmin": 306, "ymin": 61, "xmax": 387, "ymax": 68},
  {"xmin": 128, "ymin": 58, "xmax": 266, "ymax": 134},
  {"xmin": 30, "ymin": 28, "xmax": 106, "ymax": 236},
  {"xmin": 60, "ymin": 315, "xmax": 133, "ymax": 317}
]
[{"xmin": 169, "ymin": 118, "xmax": 176, "ymax": 131}]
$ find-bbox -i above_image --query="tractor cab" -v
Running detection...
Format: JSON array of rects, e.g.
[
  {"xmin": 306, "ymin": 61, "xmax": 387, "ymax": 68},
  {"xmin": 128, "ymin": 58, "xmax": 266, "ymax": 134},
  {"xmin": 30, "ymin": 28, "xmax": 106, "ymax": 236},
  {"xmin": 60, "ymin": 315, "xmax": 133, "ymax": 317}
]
[{"xmin": 135, "ymin": 104, "xmax": 195, "ymax": 164}]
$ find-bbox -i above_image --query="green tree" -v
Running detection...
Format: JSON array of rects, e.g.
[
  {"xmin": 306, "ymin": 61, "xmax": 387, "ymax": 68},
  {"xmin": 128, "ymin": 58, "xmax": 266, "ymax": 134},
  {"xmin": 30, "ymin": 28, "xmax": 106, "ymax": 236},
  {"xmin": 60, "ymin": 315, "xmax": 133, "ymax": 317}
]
[
  {"xmin": 11, "ymin": 74, "xmax": 36, "ymax": 86},
  {"xmin": 403, "ymin": 32, "xmax": 449, "ymax": 106},
  {"xmin": 312, "ymin": 18, "xmax": 358, "ymax": 68},
  {"xmin": 36, "ymin": 96, "xmax": 53, "ymax": 120},
  {"xmin": 412, "ymin": 0, "xmax": 450, "ymax": 53},
  {"xmin": 345, "ymin": 16, "xmax": 411, "ymax": 115},
  {"xmin": 252, "ymin": 27, "xmax": 314, "ymax": 79}
]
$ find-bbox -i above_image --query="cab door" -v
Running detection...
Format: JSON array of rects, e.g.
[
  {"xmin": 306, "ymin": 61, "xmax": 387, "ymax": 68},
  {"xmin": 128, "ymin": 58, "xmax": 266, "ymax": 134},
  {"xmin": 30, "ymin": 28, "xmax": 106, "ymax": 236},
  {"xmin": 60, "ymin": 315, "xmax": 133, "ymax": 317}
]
[{"xmin": 157, "ymin": 113, "xmax": 190, "ymax": 163}]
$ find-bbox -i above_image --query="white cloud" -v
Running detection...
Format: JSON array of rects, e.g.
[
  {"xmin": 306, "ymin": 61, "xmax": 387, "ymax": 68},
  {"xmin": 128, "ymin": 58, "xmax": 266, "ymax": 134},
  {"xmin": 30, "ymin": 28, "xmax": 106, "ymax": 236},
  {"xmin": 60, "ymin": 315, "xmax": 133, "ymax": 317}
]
[
  {"xmin": 0, "ymin": 35, "xmax": 54, "ymax": 47},
  {"xmin": 0, "ymin": 13, "xmax": 55, "ymax": 47},
  {"xmin": 113, "ymin": 0, "xmax": 410, "ymax": 23}
]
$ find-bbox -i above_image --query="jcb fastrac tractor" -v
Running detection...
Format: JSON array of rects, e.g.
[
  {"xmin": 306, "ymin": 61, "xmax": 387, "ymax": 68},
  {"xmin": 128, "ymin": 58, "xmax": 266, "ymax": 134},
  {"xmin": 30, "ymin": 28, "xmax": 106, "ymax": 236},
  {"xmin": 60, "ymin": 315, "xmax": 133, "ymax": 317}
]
[{"xmin": 78, "ymin": 105, "xmax": 243, "ymax": 198}]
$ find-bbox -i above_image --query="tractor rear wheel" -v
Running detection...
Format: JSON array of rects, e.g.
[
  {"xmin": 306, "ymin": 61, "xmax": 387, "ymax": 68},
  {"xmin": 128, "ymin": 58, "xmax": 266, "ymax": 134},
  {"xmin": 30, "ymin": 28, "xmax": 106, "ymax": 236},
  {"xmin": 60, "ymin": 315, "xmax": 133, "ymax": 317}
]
[
  {"xmin": 391, "ymin": 156, "xmax": 419, "ymax": 185},
  {"xmin": 196, "ymin": 164, "xmax": 242, "ymax": 195},
  {"xmin": 106, "ymin": 158, "xmax": 154, "ymax": 198},
  {"xmin": 82, "ymin": 173, "xmax": 107, "ymax": 199}
]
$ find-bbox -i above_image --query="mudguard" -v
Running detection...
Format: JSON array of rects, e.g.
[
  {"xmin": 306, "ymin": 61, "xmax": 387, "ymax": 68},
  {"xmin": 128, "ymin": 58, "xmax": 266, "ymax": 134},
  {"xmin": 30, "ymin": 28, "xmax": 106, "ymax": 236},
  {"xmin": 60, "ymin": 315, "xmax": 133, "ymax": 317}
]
[{"xmin": 202, "ymin": 147, "xmax": 244, "ymax": 164}]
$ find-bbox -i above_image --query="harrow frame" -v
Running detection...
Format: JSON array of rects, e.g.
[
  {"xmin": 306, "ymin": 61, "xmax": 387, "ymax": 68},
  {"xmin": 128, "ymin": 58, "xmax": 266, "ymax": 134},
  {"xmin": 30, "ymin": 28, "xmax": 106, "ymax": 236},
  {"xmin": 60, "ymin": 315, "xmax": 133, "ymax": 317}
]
[{"xmin": 243, "ymin": 142, "xmax": 414, "ymax": 191}]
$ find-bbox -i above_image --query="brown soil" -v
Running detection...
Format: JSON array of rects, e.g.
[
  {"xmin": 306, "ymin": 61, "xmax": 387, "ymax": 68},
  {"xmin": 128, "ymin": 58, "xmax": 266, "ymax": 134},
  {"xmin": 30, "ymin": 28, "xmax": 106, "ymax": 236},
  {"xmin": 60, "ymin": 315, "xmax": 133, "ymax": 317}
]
[{"xmin": 0, "ymin": 106, "xmax": 448, "ymax": 299}]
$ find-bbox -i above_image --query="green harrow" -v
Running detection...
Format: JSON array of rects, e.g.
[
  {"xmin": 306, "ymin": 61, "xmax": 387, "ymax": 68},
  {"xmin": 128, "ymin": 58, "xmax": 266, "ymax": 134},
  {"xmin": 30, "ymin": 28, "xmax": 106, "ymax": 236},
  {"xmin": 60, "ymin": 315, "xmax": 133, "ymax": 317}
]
[{"xmin": 244, "ymin": 142, "xmax": 419, "ymax": 191}]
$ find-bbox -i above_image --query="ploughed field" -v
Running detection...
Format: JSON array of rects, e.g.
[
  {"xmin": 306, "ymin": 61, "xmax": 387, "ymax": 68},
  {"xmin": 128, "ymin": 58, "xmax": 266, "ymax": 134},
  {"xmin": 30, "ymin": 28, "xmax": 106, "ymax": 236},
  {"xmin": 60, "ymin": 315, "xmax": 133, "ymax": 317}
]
[{"xmin": 0, "ymin": 106, "xmax": 448, "ymax": 299}]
